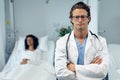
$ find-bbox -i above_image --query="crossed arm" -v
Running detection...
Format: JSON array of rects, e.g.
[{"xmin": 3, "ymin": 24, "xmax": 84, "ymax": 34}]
[{"xmin": 67, "ymin": 56, "xmax": 102, "ymax": 72}]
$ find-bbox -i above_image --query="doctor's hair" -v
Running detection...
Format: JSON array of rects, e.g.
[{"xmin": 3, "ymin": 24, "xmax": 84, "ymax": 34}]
[
  {"xmin": 25, "ymin": 34, "xmax": 39, "ymax": 50},
  {"xmin": 69, "ymin": 1, "xmax": 91, "ymax": 23}
]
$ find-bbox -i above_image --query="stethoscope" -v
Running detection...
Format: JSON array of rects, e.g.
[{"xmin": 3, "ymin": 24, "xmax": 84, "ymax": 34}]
[{"xmin": 66, "ymin": 30, "xmax": 103, "ymax": 60}]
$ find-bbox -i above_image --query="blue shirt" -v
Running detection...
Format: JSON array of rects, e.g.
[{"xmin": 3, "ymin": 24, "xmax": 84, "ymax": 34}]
[{"xmin": 75, "ymin": 37, "xmax": 87, "ymax": 65}]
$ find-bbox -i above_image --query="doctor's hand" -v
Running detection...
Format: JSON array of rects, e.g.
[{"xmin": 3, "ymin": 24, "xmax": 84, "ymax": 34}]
[
  {"xmin": 67, "ymin": 62, "xmax": 75, "ymax": 72},
  {"xmin": 90, "ymin": 56, "xmax": 102, "ymax": 64}
]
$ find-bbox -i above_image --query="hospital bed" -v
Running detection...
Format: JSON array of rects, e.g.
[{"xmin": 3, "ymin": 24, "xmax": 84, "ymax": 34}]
[
  {"xmin": 0, "ymin": 36, "xmax": 56, "ymax": 80},
  {"xmin": 108, "ymin": 44, "xmax": 120, "ymax": 80}
]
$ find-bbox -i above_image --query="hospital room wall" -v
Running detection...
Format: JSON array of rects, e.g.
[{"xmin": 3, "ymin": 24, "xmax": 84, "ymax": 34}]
[
  {"xmin": 98, "ymin": 0, "xmax": 120, "ymax": 44},
  {"xmin": 3, "ymin": 0, "xmax": 98, "ymax": 68},
  {"xmin": 13, "ymin": 0, "xmax": 98, "ymax": 41},
  {"xmin": 0, "ymin": 0, "xmax": 6, "ymax": 71}
]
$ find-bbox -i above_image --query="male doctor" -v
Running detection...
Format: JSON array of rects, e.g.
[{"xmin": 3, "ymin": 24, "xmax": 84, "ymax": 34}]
[{"xmin": 55, "ymin": 1, "xmax": 109, "ymax": 80}]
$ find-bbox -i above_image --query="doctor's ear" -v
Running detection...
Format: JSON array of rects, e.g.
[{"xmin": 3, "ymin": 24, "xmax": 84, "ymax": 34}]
[
  {"xmin": 70, "ymin": 18, "xmax": 73, "ymax": 24},
  {"xmin": 88, "ymin": 16, "xmax": 91, "ymax": 24}
]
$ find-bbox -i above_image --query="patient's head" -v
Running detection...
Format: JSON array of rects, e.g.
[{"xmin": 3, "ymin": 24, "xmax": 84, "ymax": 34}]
[{"xmin": 25, "ymin": 34, "xmax": 39, "ymax": 50}]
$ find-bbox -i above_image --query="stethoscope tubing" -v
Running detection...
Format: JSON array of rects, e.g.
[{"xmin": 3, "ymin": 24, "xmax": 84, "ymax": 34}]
[{"xmin": 66, "ymin": 31, "xmax": 103, "ymax": 60}]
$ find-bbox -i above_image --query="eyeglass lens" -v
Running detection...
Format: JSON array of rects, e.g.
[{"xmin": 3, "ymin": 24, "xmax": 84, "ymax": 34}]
[{"xmin": 72, "ymin": 15, "xmax": 88, "ymax": 20}]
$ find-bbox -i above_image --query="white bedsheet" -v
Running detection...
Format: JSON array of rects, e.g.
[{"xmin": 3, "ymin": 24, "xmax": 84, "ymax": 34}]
[
  {"xmin": 0, "ymin": 62, "xmax": 55, "ymax": 80},
  {"xmin": 0, "ymin": 40, "xmax": 56, "ymax": 80}
]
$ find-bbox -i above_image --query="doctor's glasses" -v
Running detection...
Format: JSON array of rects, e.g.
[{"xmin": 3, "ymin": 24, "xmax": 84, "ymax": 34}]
[{"xmin": 72, "ymin": 15, "xmax": 88, "ymax": 21}]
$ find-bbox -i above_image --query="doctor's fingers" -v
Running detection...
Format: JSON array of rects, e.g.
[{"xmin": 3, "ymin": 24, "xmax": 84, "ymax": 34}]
[
  {"xmin": 90, "ymin": 57, "xmax": 97, "ymax": 63},
  {"xmin": 67, "ymin": 63, "xmax": 75, "ymax": 72},
  {"xmin": 91, "ymin": 57, "xmax": 102, "ymax": 64},
  {"xmin": 94, "ymin": 58, "xmax": 102, "ymax": 64}
]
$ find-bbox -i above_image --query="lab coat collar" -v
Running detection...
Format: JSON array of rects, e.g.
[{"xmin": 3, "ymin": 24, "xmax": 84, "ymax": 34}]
[
  {"xmin": 69, "ymin": 30, "xmax": 94, "ymax": 53},
  {"xmin": 68, "ymin": 30, "xmax": 94, "ymax": 63},
  {"xmin": 68, "ymin": 30, "xmax": 93, "ymax": 52},
  {"xmin": 69, "ymin": 30, "xmax": 93, "ymax": 43},
  {"xmin": 69, "ymin": 30, "xmax": 76, "ymax": 47}
]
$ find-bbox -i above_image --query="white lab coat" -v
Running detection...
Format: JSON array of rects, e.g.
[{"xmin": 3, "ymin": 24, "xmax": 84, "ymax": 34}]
[{"xmin": 55, "ymin": 30, "xmax": 109, "ymax": 80}]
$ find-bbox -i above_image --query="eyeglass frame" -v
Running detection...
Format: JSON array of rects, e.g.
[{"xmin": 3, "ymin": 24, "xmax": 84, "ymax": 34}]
[{"xmin": 71, "ymin": 15, "xmax": 88, "ymax": 21}]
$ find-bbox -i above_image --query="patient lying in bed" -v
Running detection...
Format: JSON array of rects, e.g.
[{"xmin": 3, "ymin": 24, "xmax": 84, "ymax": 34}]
[{"xmin": 0, "ymin": 34, "xmax": 56, "ymax": 80}]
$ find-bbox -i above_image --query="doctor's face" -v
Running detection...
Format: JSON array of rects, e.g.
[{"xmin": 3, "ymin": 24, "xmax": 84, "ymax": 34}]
[{"xmin": 71, "ymin": 9, "xmax": 90, "ymax": 31}]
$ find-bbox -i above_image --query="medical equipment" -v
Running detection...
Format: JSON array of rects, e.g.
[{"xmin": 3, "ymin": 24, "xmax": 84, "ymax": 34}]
[
  {"xmin": 66, "ymin": 31, "xmax": 103, "ymax": 60},
  {"xmin": 90, "ymin": 31, "xmax": 103, "ymax": 52}
]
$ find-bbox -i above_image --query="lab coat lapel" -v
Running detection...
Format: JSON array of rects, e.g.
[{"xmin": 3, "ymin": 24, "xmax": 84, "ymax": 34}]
[
  {"xmin": 68, "ymin": 31, "xmax": 78, "ymax": 64},
  {"xmin": 68, "ymin": 31, "xmax": 94, "ymax": 64},
  {"xmin": 85, "ymin": 32, "xmax": 93, "ymax": 53},
  {"xmin": 84, "ymin": 31, "xmax": 95, "ymax": 64}
]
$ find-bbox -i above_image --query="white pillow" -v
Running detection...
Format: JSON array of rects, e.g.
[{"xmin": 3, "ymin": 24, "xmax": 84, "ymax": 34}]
[
  {"xmin": 39, "ymin": 36, "xmax": 48, "ymax": 52},
  {"xmin": 17, "ymin": 37, "xmax": 25, "ymax": 51},
  {"xmin": 17, "ymin": 36, "xmax": 48, "ymax": 52}
]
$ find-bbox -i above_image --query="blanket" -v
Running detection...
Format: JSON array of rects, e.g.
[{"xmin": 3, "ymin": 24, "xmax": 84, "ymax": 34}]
[{"xmin": 0, "ymin": 49, "xmax": 56, "ymax": 80}]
